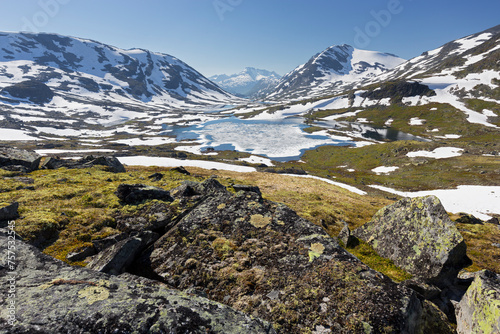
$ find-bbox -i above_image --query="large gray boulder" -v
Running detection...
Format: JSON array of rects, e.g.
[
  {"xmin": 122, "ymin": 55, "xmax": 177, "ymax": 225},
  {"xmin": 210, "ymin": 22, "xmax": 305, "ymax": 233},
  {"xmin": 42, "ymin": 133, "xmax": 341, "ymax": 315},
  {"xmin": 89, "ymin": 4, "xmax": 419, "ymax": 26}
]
[
  {"xmin": 0, "ymin": 229, "xmax": 275, "ymax": 334},
  {"xmin": 354, "ymin": 196, "xmax": 471, "ymax": 287},
  {"xmin": 133, "ymin": 180, "xmax": 453, "ymax": 333},
  {"xmin": 0, "ymin": 146, "xmax": 41, "ymax": 172},
  {"xmin": 455, "ymin": 270, "xmax": 500, "ymax": 334}
]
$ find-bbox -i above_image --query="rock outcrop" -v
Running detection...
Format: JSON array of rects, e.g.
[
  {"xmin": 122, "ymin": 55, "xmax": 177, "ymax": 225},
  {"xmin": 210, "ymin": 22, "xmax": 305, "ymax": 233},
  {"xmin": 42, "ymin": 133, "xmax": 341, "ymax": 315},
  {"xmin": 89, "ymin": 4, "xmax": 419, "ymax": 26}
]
[
  {"xmin": 455, "ymin": 270, "xmax": 500, "ymax": 334},
  {"xmin": 41, "ymin": 155, "xmax": 126, "ymax": 173},
  {"xmin": 0, "ymin": 146, "xmax": 41, "ymax": 172},
  {"xmin": 130, "ymin": 180, "xmax": 451, "ymax": 333},
  {"xmin": 0, "ymin": 229, "xmax": 275, "ymax": 334},
  {"xmin": 354, "ymin": 196, "xmax": 471, "ymax": 288}
]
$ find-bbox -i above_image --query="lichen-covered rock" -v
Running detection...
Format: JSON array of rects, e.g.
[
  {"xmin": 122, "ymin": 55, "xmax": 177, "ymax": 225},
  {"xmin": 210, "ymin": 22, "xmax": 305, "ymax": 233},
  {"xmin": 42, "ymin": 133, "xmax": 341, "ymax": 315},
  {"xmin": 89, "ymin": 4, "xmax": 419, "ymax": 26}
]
[
  {"xmin": 0, "ymin": 229, "xmax": 275, "ymax": 334},
  {"xmin": 133, "ymin": 180, "xmax": 450, "ymax": 333},
  {"xmin": 455, "ymin": 270, "xmax": 500, "ymax": 334},
  {"xmin": 354, "ymin": 196, "xmax": 471, "ymax": 287},
  {"xmin": 0, "ymin": 146, "xmax": 41, "ymax": 172}
]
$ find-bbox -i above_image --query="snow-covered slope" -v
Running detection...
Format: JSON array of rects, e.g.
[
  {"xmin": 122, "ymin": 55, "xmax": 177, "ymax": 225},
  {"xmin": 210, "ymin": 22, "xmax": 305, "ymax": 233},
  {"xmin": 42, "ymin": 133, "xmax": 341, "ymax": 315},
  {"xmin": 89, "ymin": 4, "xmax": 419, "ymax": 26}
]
[
  {"xmin": 357, "ymin": 24, "xmax": 500, "ymax": 128},
  {"xmin": 0, "ymin": 32, "xmax": 237, "ymax": 114},
  {"xmin": 209, "ymin": 67, "xmax": 281, "ymax": 98},
  {"xmin": 267, "ymin": 44, "xmax": 405, "ymax": 101}
]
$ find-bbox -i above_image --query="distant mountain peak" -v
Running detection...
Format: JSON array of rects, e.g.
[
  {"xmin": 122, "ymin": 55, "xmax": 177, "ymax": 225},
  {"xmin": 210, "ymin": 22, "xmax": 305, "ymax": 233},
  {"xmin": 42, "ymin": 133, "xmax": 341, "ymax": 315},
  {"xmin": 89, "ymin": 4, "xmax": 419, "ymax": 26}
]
[
  {"xmin": 267, "ymin": 44, "xmax": 405, "ymax": 100},
  {"xmin": 209, "ymin": 67, "xmax": 281, "ymax": 98}
]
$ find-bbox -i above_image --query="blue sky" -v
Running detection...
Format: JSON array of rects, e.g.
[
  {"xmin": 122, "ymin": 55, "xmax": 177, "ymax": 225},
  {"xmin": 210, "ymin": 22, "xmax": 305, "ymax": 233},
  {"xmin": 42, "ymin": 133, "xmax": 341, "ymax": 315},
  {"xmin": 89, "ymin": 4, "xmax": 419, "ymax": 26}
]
[{"xmin": 0, "ymin": 0, "xmax": 499, "ymax": 77}]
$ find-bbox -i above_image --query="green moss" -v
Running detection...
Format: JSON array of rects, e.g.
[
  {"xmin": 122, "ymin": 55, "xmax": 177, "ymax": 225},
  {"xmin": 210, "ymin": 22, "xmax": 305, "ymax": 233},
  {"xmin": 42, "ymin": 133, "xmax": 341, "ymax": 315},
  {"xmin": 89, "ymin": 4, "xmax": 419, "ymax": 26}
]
[{"xmin": 347, "ymin": 240, "xmax": 412, "ymax": 282}]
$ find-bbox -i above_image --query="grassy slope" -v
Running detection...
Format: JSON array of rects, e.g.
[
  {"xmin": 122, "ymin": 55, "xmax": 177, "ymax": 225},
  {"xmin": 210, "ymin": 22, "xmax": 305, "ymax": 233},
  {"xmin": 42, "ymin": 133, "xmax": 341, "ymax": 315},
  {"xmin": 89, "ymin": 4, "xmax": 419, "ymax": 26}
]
[{"xmin": 2, "ymin": 165, "xmax": 498, "ymax": 282}]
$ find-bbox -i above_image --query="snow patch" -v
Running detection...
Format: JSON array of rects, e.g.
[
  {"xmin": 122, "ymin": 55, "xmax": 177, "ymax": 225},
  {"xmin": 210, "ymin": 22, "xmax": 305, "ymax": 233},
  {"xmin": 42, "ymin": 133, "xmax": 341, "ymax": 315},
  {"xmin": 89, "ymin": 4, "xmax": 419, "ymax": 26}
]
[
  {"xmin": 406, "ymin": 147, "xmax": 463, "ymax": 159},
  {"xmin": 369, "ymin": 185, "xmax": 500, "ymax": 220},
  {"xmin": 371, "ymin": 166, "xmax": 399, "ymax": 175}
]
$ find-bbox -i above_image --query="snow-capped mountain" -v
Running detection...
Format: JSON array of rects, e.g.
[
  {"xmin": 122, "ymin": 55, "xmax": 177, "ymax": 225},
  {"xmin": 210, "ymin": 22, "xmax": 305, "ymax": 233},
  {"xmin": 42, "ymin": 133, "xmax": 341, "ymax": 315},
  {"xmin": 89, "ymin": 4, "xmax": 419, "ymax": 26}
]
[
  {"xmin": 266, "ymin": 44, "xmax": 406, "ymax": 101},
  {"xmin": 374, "ymin": 24, "xmax": 500, "ymax": 83},
  {"xmin": 0, "ymin": 32, "xmax": 237, "ymax": 122},
  {"xmin": 209, "ymin": 67, "xmax": 281, "ymax": 98}
]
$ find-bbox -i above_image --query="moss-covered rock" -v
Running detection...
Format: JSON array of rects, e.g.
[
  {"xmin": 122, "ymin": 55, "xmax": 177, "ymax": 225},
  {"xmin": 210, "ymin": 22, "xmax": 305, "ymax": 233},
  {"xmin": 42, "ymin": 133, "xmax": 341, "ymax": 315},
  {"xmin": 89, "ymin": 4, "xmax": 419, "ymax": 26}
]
[
  {"xmin": 133, "ymin": 180, "xmax": 451, "ymax": 333},
  {"xmin": 354, "ymin": 196, "xmax": 471, "ymax": 287},
  {"xmin": 456, "ymin": 270, "xmax": 500, "ymax": 334},
  {"xmin": 0, "ymin": 229, "xmax": 275, "ymax": 333}
]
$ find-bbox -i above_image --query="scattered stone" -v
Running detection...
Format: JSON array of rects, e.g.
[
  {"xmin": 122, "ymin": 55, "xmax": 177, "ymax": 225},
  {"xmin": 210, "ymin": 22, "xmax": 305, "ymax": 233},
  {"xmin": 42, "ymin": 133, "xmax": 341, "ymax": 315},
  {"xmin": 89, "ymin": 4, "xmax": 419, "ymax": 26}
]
[
  {"xmin": 455, "ymin": 270, "xmax": 500, "ymax": 334},
  {"xmin": 492, "ymin": 243, "xmax": 500, "ymax": 248},
  {"xmin": 10, "ymin": 176, "xmax": 35, "ymax": 184},
  {"xmin": 148, "ymin": 172, "xmax": 164, "ymax": 181},
  {"xmin": 0, "ymin": 80, "xmax": 54, "ymax": 104},
  {"xmin": 354, "ymin": 196, "xmax": 471, "ymax": 287},
  {"xmin": 87, "ymin": 237, "xmax": 143, "ymax": 275},
  {"xmin": 337, "ymin": 221, "xmax": 358, "ymax": 248},
  {"xmin": 115, "ymin": 184, "xmax": 173, "ymax": 204},
  {"xmin": 455, "ymin": 213, "xmax": 483, "ymax": 225},
  {"xmin": 486, "ymin": 217, "xmax": 499, "ymax": 225},
  {"xmin": 0, "ymin": 146, "xmax": 41, "ymax": 172},
  {"xmin": 0, "ymin": 230, "xmax": 275, "ymax": 333},
  {"xmin": 232, "ymin": 184, "xmax": 262, "ymax": 195},
  {"xmin": 171, "ymin": 166, "xmax": 190, "ymax": 175}
]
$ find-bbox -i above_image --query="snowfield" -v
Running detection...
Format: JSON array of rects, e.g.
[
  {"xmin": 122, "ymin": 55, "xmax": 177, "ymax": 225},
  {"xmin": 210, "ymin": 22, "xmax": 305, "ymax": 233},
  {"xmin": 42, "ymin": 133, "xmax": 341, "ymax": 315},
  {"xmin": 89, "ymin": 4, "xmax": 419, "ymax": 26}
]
[
  {"xmin": 406, "ymin": 147, "xmax": 464, "ymax": 159},
  {"xmin": 369, "ymin": 185, "xmax": 500, "ymax": 220}
]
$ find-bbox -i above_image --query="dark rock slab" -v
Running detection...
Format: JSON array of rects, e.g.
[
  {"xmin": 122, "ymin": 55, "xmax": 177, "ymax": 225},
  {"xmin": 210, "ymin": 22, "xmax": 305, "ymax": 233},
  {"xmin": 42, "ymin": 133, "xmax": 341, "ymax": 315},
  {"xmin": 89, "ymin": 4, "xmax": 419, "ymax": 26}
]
[
  {"xmin": 171, "ymin": 166, "xmax": 190, "ymax": 175},
  {"xmin": 232, "ymin": 184, "xmax": 262, "ymax": 195},
  {"xmin": 0, "ymin": 229, "xmax": 275, "ymax": 334},
  {"xmin": 87, "ymin": 237, "xmax": 143, "ymax": 275},
  {"xmin": 0, "ymin": 146, "xmax": 41, "ymax": 172},
  {"xmin": 354, "ymin": 196, "xmax": 471, "ymax": 288},
  {"xmin": 115, "ymin": 184, "xmax": 173, "ymax": 204}
]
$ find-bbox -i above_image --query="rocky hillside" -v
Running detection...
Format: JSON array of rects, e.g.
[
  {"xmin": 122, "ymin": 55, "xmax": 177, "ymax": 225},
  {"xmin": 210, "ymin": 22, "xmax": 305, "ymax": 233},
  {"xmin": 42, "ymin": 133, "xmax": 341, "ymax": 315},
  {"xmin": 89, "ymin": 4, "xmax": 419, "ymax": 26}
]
[
  {"xmin": 1, "ymin": 149, "xmax": 499, "ymax": 333},
  {"xmin": 0, "ymin": 32, "xmax": 238, "ymax": 129}
]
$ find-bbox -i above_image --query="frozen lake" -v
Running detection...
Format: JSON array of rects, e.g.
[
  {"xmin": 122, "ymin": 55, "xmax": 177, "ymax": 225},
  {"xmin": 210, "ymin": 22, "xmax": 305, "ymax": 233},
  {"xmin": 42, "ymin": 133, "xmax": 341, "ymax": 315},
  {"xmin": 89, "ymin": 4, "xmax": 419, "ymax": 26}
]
[{"xmin": 164, "ymin": 117, "xmax": 356, "ymax": 161}]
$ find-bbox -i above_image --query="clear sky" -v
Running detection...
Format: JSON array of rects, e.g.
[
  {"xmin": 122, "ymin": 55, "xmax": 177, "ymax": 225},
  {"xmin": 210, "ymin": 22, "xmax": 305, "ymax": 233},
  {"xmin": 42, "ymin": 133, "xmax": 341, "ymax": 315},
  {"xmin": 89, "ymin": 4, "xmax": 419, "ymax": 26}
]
[{"xmin": 0, "ymin": 0, "xmax": 499, "ymax": 77}]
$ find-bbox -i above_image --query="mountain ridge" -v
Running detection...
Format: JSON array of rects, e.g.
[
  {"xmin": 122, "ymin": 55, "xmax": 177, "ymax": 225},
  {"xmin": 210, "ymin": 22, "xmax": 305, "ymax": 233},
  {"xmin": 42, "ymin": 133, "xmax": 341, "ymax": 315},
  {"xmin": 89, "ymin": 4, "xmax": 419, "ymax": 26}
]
[{"xmin": 209, "ymin": 67, "xmax": 281, "ymax": 98}]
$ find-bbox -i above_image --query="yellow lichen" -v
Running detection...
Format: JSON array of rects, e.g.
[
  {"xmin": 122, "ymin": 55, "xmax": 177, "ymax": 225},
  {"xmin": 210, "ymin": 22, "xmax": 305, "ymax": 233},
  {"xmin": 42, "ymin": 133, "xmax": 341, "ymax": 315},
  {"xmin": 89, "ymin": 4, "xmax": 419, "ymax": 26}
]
[
  {"xmin": 249, "ymin": 214, "xmax": 272, "ymax": 228},
  {"xmin": 308, "ymin": 243, "xmax": 325, "ymax": 262},
  {"xmin": 217, "ymin": 203, "xmax": 226, "ymax": 210},
  {"xmin": 78, "ymin": 285, "xmax": 110, "ymax": 305}
]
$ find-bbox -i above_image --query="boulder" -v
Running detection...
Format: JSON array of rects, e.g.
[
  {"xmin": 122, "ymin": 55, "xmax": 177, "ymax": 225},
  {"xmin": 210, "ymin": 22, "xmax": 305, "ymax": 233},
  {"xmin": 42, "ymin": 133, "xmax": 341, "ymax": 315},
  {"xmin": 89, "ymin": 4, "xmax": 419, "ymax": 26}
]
[
  {"xmin": 91, "ymin": 233, "xmax": 128, "ymax": 252},
  {"xmin": 0, "ymin": 146, "xmax": 41, "ymax": 172},
  {"xmin": 87, "ymin": 237, "xmax": 143, "ymax": 275},
  {"xmin": 337, "ymin": 221, "xmax": 358, "ymax": 248},
  {"xmin": 41, "ymin": 155, "xmax": 126, "ymax": 173},
  {"xmin": 0, "ymin": 202, "xmax": 19, "ymax": 224},
  {"xmin": 455, "ymin": 270, "xmax": 500, "ymax": 334},
  {"xmin": 115, "ymin": 184, "xmax": 173, "ymax": 204},
  {"xmin": 148, "ymin": 172, "xmax": 164, "ymax": 181},
  {"xmin": 132, "ymin": 180, "xmax": 452, "ymax": 333},
  {"xmin": 171, "ymin": 166, "xmax": 190, "ymax": 175},
  {"xmin": 0, "ymin": 229, "xmax": 275, "ymax": 333},
  {"xmin": 232, "ymin": 184, "xmax": 262, "ymax": 195},
  {"xmin": 354, "ymin": 196, "xmax": 471, "ymax": 287},
  {"xmin": 456, "ymin": 213, "xmax": 483, "ymax": 225}
]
